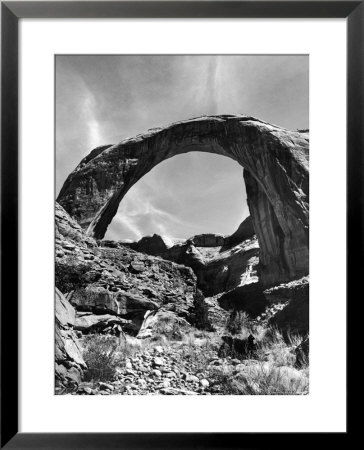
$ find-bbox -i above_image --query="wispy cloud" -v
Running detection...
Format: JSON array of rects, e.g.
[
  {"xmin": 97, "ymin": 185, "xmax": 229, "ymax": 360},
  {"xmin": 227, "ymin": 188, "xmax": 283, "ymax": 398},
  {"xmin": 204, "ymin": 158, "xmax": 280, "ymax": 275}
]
[
  {"xmin": 104, "ymin": 151, "xmax": 248, "ymax": 242},
  {"xmin": 82, "ymin": 89, "xmax": 104, "ymax": 151}
]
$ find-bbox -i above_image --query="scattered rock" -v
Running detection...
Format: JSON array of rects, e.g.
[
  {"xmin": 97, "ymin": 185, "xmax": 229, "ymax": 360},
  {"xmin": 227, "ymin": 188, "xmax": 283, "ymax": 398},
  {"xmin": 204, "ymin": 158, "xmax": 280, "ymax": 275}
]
[
  {"xmin": 200, "ymin": 379, "xmax": 210, "ymax": 388},
  {"xmin": 98, "ymin": 382, "xmax": 114, "ymax": 391},
  {"xmin": 153, "ymin": 357, "xmax": 164, "ymax": 367},
  {"xmin": 160, "ymin": 388, "xmax": 197, "ymax": 395}
]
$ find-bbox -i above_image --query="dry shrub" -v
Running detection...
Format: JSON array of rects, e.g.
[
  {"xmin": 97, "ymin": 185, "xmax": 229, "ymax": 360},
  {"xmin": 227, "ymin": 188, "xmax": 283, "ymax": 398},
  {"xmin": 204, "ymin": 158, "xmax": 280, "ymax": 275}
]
[
  {"xmin": 151, "ymin": 314, "xmax": 190, "ymax": 341},
  {"xmin": 210, "ymin": 362, "xmax": 308, "ymax": 395},
  {"xmin": 230, "ymin": 364, "xmax": 309, "ymax": 395},
  {"xmin": 226, "ymin": 310, "xmax": 251, "ymax": 335},
  {"xmin": 180, "ymin": 331, "xmax": 220, "ymax": 374},
  {"xmin": 256, "ymin": 327, "xmax": 303, "ymax": 367},
  {"xmin": 83, "ymin": 335, "xmax": 123, "ymax": 381}
]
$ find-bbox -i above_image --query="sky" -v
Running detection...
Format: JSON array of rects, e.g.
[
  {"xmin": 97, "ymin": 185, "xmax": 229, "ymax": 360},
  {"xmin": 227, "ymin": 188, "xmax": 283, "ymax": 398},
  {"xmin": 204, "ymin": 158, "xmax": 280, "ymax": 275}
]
[{"xmin": 56, "ymin": 55, "xmax": 308, "ymax": 241}]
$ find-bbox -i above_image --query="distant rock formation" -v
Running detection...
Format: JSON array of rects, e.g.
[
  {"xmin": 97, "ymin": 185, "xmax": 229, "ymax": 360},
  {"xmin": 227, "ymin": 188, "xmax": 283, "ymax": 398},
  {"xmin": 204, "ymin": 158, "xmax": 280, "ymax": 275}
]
[
  {"xmin": 57, "ymin": 115, "xmax": 309, "ymax": 287},
  {"xmin": 221, "ymin": 216, "xmax": 255, "ymax": 251},
  {"xmin": 188, "ymin": 233, "xmax": 225, "ymax": 247},
  {"xmin": 125, "ymin": 230, "xmax": 259, "ymax": 297}
]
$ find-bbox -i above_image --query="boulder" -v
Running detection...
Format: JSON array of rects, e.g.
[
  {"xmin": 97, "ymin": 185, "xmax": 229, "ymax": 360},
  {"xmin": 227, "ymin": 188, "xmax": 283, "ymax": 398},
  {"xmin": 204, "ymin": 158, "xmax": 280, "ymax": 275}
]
[
  {"xmin": 137, "ymin": 309, "xmax": 191, "ymax": 340},
  {"xmin": 55, "ymin": 287, "xmax": 75, "ymax": 327},
  {"xmin": 74, "ymin": 313, "xmax": 130, "ymax": 333}
]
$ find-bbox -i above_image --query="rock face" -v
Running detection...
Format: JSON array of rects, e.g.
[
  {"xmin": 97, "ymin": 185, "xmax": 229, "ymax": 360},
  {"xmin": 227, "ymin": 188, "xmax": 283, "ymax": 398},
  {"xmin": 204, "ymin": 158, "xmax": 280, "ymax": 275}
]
[
  {"xmin": 265, "ymin": 277, "xmax": 309, "ymax": 336},
  {"xmin": 196, "ymin": 238, "xmax": 260, "ymax": 297},
  {"xmin": 55, "ymin": 288, "xmax": 87, "ymax": 389},
  {"xmin": 218, "ymin": 283, "xmax": 268, "ymax": 318},
  {"xmin": 57, "ymin": 115, "xmax": 309, "ymax": 287}
]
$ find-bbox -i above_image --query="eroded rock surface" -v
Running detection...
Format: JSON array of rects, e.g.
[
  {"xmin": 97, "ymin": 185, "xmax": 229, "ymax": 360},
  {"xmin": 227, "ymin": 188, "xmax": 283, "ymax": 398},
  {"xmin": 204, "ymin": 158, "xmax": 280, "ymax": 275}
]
[
  {"xmin": 265, "ymin": 277, "xmax": 309, "ymax": 336},
  {"xmin": 57, "ymin": 115, "xmax": 309, "ymax": 286},
  {"xmin": 55, "ymin": 288, "xmax": 87, "ymax": 390}
]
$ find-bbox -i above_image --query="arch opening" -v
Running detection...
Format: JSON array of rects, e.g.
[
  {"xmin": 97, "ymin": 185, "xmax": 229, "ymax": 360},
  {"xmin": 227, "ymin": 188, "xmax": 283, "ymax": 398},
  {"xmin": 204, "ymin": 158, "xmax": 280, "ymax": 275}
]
[{"xmin": 104, "ymin": 152, "xmax": 249, "ymax": 243}]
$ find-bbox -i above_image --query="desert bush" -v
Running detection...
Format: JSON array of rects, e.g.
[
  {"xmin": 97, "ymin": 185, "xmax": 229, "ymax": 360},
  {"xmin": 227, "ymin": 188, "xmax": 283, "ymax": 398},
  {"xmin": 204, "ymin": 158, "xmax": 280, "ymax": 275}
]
[
  {"xmin": 210, "ymin": 363, "xmax": 308, "ymax": 395},
  {"xmin": 180, "ymin": 331, "xmax": 220, "ymax": 374},
  {"xmin": 256, "ymin": 327, "xmax": 303, "ymax": 367},
  {"xmin": 118, "ymin": 333, "xmax": 146, "ymax": 359},
  {"xmin": 152, "ymin": 316, "xmax": 187, "ymax": 341},
  {"xmin": 83, "ymin": 335, "xmax": 123, "ymax": 381},
  {"xmin": 226, "ymin": 310, "xmax": 251, "ymax": 335},
  {"xmin": 233, "ymin": 364, "xmax": 308, "ymax": 395}
]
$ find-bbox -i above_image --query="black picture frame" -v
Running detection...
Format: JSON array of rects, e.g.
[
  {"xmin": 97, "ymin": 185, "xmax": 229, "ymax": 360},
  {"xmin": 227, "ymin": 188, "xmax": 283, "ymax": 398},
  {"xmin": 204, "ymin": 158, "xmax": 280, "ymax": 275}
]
[{"xmin": 1, "ymin": 1, "xmax": 360, "ymax": 447}]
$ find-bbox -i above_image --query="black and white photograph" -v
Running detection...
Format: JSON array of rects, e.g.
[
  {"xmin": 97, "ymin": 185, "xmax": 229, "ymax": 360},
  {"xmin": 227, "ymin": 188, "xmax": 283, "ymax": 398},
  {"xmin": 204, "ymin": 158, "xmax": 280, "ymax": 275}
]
[{"xmin": 55, "ymin": 55, "xmax": 309, "ymax": 396}]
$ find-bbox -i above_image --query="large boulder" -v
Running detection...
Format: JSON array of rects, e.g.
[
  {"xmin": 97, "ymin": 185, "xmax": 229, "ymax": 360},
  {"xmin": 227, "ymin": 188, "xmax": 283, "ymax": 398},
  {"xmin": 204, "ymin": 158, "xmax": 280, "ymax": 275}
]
[
  {"xmin": 136, "ymin": 309, "xmax": 192, "ymax": 340},
  {"xmin": 74, "ymin": 313, "xmax": 130, "ymax": 333}
]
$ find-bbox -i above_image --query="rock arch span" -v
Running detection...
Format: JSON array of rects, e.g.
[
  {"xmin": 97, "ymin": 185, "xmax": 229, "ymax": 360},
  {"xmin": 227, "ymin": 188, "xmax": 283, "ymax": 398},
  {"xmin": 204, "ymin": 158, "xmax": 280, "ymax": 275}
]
[{"xmin": 57, "ymin": 115, "xmax": 309, "ymax": 287}]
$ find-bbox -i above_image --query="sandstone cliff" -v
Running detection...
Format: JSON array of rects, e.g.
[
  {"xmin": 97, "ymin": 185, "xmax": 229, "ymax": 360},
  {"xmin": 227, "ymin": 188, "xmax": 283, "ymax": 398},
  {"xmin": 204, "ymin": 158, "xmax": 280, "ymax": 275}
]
[{"xmin": 57, "ymin": 115, "xmax": 309, "ymax": 287}]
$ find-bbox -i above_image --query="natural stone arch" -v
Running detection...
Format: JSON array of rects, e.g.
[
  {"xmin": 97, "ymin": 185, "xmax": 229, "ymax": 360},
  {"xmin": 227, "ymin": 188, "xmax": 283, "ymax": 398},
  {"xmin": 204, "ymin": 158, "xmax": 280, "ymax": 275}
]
[{"xmin": 57, "ymin": 115, "xmax": 309, "ymax": 287}]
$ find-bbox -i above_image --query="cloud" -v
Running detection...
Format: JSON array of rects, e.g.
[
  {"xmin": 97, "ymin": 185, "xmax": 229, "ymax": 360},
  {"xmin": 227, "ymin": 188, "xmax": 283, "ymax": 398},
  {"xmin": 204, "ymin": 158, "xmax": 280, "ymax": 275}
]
[{"xmin": 83, "ymin": 91, "xmax": 104, "ymax": 151}]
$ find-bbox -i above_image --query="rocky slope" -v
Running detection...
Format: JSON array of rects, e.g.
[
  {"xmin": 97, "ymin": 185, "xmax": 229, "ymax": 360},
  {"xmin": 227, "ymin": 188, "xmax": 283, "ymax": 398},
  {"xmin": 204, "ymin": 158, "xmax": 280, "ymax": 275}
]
[
  {"xmin": 57, "ymin": 115, "xmax": 309, "ymax": 287},
  {"xmin": 67, "ymin": 332, "xmax": 309, "ymax": 396},
  {"xmin": 55, "ymin": 115, "xmax": 309, "ymax": 394},
  {"xmin": 56, "ymin": 202, "xmax": 212, "ymax": 335},
  {"xmin": 55, "ymin": 201, "xmax": 309, "ymax": 394}
]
